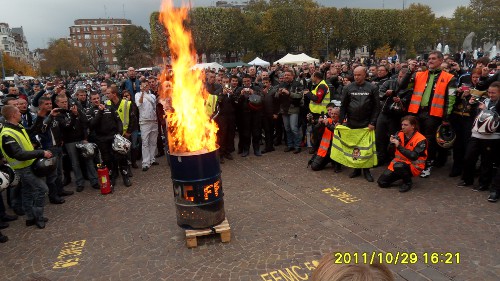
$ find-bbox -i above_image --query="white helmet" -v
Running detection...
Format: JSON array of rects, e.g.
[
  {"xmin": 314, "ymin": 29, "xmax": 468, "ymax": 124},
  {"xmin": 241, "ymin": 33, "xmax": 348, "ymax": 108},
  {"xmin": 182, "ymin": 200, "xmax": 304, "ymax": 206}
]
[
  {"xmin": 0, "ymin": 164, "xmax": 18, "ymax": 187},
  {"xmin": 112, "ymin": 134, "xmax": 131, "ymax": 154},
  {"xmin": 76, "ymin": 142, "xmax": 96, "ymax": 158},
  {"xmin": 0, "ymin": 171, "xmax": 9, "ymax": 191},
  {"xmin": 473, "ymin": 110, "xmax": 499, "ymax": 135}
]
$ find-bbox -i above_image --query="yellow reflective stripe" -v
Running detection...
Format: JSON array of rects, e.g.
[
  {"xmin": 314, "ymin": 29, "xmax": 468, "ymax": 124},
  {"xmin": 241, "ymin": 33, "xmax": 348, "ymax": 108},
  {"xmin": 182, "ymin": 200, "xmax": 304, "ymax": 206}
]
[
  {"xmin": 412, "ymin": 91, "xmax": 423, "ymax": 97},
  {"xmin": 433, "ymin": 93, "xmax": 445, "ymax": 99},
  {"xmin": 333, "ymin": 134, "xmax": 375, "ymax": 150},
  {"xmin": 122, "ymin": 100, "xmax": 130, "ymax": 132},
  {"xmin": 430, "ymin": 103, "xmax": 444, "ymax": 108}
]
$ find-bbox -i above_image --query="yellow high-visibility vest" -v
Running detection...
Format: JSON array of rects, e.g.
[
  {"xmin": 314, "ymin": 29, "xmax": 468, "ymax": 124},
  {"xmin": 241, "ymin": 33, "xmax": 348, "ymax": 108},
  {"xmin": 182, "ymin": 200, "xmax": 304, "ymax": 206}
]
[{"xmin": 0, "ymin": 126, "xmax": 35, "ymax": 169}]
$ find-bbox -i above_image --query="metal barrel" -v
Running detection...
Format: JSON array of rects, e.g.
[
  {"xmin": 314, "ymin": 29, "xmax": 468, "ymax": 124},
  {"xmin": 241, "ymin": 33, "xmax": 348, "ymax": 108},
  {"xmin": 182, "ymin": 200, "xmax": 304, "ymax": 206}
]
[{"xmin": 168, "ymin": 149, "xmax": 225, "ymax": 229}]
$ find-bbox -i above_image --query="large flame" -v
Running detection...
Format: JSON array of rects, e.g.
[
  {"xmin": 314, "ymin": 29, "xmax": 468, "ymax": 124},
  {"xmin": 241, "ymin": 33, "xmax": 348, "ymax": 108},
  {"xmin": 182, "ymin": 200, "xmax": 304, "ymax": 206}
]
[{"xmin": 159, "ymin": 0, "xmax": 218, "ymax": 154}]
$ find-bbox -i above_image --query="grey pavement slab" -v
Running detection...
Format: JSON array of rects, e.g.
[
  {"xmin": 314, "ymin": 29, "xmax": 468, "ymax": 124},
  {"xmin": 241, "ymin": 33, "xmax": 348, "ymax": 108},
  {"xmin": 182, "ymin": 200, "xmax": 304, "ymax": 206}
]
[{"xmin": 0, "ymin": 146, "xmax": 498, "ymax": 280}]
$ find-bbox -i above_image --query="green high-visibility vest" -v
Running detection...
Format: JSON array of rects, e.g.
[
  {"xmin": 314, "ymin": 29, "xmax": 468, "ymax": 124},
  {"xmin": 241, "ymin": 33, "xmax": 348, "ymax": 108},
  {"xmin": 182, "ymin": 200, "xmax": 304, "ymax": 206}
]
[
  {"xmin": 0, "ymin": 126, "xmax": 35, "ymax": 169},
  {"xmin": 309, "ymin": 80, "xmax": 331, "ymax": 114},
  {"xmin": 106, "ymin": 99, "xmax": 131, "ymax": 134}
]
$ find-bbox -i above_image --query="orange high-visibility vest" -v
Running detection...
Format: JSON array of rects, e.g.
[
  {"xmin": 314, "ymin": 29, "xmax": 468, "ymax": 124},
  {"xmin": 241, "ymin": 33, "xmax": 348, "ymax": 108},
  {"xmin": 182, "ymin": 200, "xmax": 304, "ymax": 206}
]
[
  {"xmin": 317, "ymin": 118, "xmax": 333, "ymax": 157},
  {"xmin": 408, "ymin": 70, "xmax": 454, "ymax": 117},
  {"xmin": 388, "ymin": 131, "xmax": 427, "ymax": 176}
]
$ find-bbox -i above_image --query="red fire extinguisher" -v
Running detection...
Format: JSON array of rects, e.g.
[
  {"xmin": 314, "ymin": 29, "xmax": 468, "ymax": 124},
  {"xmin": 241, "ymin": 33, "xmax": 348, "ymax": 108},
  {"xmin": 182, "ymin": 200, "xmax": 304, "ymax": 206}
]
[{"xmin": 97, "ymin": 164, "xmax": 112, "ymax": 195}]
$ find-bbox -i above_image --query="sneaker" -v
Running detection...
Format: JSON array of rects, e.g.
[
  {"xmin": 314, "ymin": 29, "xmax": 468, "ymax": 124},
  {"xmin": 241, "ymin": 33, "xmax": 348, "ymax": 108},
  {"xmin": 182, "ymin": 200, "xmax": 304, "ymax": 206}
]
[
  {"xmin": 487, "ymin": 191, "xmax": 499, "ymax": 202},
  {"xmin": 456, "ymin": 180, "xmax": 472, "ymax": 187},
  {"xmin": 420, "ymin": 167, "xmax": 432, "ymax": 178},
  {"xmin": 142, "ymin": 166, "xmax": 149, "ymax": 172}
]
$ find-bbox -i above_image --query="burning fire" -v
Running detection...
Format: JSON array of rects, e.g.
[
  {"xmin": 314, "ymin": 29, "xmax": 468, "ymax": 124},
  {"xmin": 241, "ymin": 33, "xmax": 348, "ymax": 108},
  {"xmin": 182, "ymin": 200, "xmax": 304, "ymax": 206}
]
[{"xmin": 159, "ymin": 0, "xmax": 218, "ymax": 154}]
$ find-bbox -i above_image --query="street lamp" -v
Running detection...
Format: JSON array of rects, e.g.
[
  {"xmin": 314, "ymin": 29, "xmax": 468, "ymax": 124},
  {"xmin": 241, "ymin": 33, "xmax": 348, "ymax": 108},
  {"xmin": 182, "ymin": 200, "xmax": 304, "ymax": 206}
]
[{"xmin": 322, "ymin": 27, "xmax": 334, "ymax": 60}]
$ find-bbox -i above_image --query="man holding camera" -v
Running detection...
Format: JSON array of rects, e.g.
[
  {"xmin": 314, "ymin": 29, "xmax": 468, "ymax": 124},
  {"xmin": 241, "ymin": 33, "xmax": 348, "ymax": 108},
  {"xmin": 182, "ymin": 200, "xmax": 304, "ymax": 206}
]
[
  {"xmin": 215, "ymin": 76, "xmax": 238, "ymax": 162},
  {"xmin": 31, "ymin": 96, "xmax": 74, "ymax": 204},
  {"xmin": 236, "ymin": 75, "xmax": 263, "ymax": 157},
  {"xmin": 276, "ymin": 70, "xmax": 304, "ymax": 154},
  {"xmin": 407, "ymin": 51, "xmax": 456, "ymax": 178}
]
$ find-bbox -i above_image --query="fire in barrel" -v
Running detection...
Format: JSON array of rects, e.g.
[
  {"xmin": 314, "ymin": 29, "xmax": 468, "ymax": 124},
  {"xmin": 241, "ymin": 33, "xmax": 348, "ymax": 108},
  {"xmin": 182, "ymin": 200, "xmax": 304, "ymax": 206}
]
[{"xmin": 158, "ymin": 0, "xmax": 224, "ymax": 229}]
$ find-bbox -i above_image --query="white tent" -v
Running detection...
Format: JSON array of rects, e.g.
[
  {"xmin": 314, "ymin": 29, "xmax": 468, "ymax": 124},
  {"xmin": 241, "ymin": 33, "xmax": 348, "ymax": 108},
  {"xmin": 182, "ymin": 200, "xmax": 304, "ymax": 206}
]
[
  {"xmin": 191, "ymin": 62, "xmax": 225, "ymax": 71},
  {"xmin": 274, "ymin": 53, "xmax": 319, "ymax": 65},
  {"xmin": 248, "ymin": 57, "xmax": 270, "ymax": 67}
]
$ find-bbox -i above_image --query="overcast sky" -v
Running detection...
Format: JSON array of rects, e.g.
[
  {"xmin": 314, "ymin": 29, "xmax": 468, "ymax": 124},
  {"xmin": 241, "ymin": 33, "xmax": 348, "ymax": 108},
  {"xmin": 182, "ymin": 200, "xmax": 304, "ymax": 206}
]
[{"xmin": 3, "ymin": 0, "xmax": 470, "ymax": 50}]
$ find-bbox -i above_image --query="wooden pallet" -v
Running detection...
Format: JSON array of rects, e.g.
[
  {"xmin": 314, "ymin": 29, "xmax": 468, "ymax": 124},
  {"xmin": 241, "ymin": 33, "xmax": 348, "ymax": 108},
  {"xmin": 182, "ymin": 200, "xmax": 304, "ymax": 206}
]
[{"xmin": 185, "ymin": 218, "xmax": 231, "ymax": 248}]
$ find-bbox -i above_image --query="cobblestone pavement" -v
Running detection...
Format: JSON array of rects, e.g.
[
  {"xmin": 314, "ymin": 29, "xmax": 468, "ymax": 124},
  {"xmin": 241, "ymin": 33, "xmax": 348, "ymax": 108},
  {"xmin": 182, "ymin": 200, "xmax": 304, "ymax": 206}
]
[{"xmin": 0, "ymin": 145, "xmax": 499, "ymax": 281}]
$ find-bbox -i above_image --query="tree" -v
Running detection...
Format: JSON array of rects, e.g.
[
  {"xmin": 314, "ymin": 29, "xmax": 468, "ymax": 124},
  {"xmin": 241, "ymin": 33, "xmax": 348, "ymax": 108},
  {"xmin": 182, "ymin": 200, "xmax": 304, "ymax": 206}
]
[
  {"xmin": 403, "ymin": 4, "xmax": 437, "ymax": 54},
  {"xmin": 40, "ymin": 38, "xmax": 83, "ymax": 76},
  {"xmin": 116, "ymin": 25, "xmax": 152, "ymax": 68},
  {"xmin": 2, "ymin": 53, "xmax": 37, "ymax": 77},
  {"xmin": 469, "ymin": 0, "xmax": 499, "ymax": 48},
  {"xmin": 150, "ymin": 11, "xmax": 169, "ymax": 59}
]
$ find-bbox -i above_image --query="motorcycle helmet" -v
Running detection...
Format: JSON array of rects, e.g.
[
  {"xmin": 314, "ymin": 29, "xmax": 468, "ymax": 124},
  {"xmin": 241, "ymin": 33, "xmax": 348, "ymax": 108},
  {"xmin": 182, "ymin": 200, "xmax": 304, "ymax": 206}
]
[
  {"xmin": 473, "ymin": 110, "xmax": 499, "ymax": 135},
  {"xmin": 76, "ymin": 142, "xmax": 96, "ymax": 158},
  {"xmin": 0, "ymin": 164, "xmax": 18, "ymax": 186},
  {"xmin": 112, "ymin": 134, "xmax": 131, "ymax": 155},
  {"xmin": 436, "ymin": 124, "xmax": 456, "ymax": 149},
  {"xmin": 31, "ymin": 157, "xmax": 57, "ymax": 177},
  {"xmin": 0, "ymin": 171, "xmax": 8, "ymax": 191}
]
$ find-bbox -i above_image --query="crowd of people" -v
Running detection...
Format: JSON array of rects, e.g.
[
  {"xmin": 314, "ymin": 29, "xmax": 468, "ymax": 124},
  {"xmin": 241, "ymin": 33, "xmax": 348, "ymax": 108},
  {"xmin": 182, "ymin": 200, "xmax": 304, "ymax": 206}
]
[{"xmin": 0, "ymin": 51, "xmax": 498, "ymax": 244}]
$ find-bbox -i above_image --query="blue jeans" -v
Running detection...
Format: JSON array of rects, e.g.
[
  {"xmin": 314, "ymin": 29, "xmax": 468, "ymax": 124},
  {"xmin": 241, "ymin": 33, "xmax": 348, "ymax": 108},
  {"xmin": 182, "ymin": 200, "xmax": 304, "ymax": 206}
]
[
  {"xmin": 17, "ymin": 167, "xmax": 48, "ymax": 220},
  {"xmin": 65, "ymin": 142, "xmax": 98, "ymax": 187},
  {"xmin": 282, "ymin": 113, "xmax": 301, "ymax": 149},
  {"xmin": 46, "ymin": 147, "xmax": 63, "ymax": 198}
]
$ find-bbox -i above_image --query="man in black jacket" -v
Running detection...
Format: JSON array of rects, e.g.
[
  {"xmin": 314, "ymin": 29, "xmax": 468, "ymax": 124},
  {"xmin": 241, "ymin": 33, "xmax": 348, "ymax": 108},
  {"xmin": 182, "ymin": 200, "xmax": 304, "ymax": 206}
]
[
  {"xmin": 340, "ymin": 66, "xmax": 380, "ymax": 182},
  {"xmin": 88, "ymin": 91, "xmax": 130, "ymax": 187},
  {"xmin": 0, "ymin": 105, "xmax": 53, "ymax": 229},
  {"xmin": 236, "ymin": 75, "xmax": 263, "ymax": 157},
  {"xmin": 55, "ymin": 95, "xmax": 99, "ymax": 192},
  {"xmin": 215, "ymin": 76, "xmax": 238, "ymax": 163},
  {"xmin": 31, "ymin": 97, "xmax": 74, "ymax": 204}
]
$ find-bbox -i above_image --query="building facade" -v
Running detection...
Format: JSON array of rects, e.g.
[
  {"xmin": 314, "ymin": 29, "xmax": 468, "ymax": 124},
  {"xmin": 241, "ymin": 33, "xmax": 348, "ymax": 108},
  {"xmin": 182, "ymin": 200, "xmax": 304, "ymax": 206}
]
[{"xmin": 69, "ymin": 18, "xmax": 132, "ymax": 71}]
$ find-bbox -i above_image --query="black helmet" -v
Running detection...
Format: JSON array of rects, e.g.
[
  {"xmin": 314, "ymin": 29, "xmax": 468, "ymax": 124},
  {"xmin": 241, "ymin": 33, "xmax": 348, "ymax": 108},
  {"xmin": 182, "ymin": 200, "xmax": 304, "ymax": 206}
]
[
  {"xmin": 436, "ymin": 124, "xmax": 456, "ymax": 149},
  {"xmin": 31, "ymin": 157, "xmax": 57, "ymax": 177}
]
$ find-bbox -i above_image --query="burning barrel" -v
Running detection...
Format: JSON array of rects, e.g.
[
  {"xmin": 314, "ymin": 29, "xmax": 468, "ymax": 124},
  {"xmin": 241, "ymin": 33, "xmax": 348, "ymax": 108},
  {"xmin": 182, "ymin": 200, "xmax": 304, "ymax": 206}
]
[{"xmin": 168, "ymin": 149, "xmax": 225, "ymax": 229}]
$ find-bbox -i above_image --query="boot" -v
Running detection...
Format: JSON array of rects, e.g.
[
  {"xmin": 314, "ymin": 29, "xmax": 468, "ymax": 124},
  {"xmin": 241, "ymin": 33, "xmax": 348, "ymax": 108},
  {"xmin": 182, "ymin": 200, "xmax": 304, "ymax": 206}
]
[
  {"xmin": 254, "ymin": 146, "xmax": 262, "ymax": 156},
  {"xmin": 122, "ymin": 170, "xmax": 132, "ymax": 187}
]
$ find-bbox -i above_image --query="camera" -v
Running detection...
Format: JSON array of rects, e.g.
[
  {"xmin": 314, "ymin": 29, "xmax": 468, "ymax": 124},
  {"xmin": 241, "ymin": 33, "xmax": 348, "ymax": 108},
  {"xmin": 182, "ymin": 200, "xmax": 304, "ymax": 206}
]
[
  {"xmin": 471, "ymin": 95, "xmax": 486, "ymax": 104},
  {"xmin": 56, "ymin": 108, "xmax": 70, "ymax": 114}
]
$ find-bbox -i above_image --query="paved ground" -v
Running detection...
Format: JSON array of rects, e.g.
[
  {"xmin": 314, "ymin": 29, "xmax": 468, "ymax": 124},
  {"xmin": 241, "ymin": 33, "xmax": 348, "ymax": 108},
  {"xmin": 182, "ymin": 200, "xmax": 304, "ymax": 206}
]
[{"xmin": 0, "ymin": 144, "xmax": 499, "ymax": 281}]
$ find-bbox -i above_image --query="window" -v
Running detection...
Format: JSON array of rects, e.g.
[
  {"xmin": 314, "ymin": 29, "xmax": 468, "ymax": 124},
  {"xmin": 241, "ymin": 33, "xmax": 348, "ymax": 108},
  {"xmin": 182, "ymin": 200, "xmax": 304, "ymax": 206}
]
[
  {"xmin": 113, "ymin": 57, "xmax": 117, "ymax": 62},
  {"xmin": 111, "ymin": 48, "xmax": 115, "ymax": 53},
  {"xmin": 72, "ymin": 36, "xmax": 76, "ymax": 40},
  {"xmin": 94, "ymin": 35, "xmax": 98, "ymax": 39},
  {"xmin": 85, "ymin": 41, "xmax": 91, "ymax": 47},
  {"xmin": 78, "ymin": 43, "xmax": 82, "ymax": 47},
  {"xmin": 92, "ymin": 26, "xmax": 97, "ymax": 31},
  {"xmin": 77, "ymin": 35, "xmax": 81, "ymax": 39},
  {"xmin": 103, "ymin": 42, "xmax": 107, "ymax": 47},
  {"xmin": 117, "ymin": 34, "xmax": 122, "ymax": 38},
  {"xmin": 104, "ymin": 49, "xmax": 108, "ymax": 54},
  {"xmin": 84, "ymin": 34, "xmax": 90, "ymax": 39},
  {"xmin": 76, "ymin": 28, "xmax": 80, "ymax": 32},
  {"xmin": 101, "ymin": 26, "xmax": 105, "ymax": 31},
  {"xmin": 73, "ymin": 43, "xmax": 77, "ymax": 47},
  {"xmin": 101, "ymin": 34, "xmax": 106, "ymax": 39}
]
